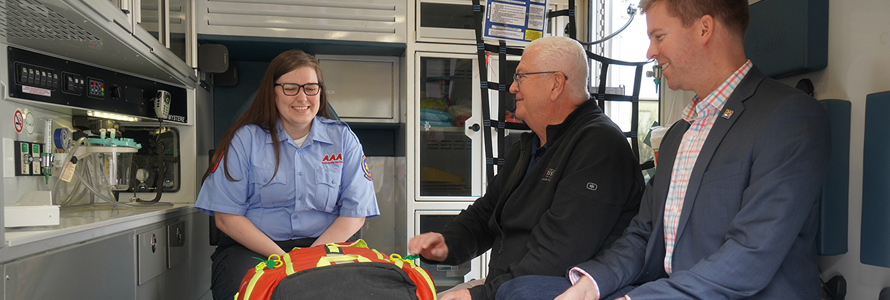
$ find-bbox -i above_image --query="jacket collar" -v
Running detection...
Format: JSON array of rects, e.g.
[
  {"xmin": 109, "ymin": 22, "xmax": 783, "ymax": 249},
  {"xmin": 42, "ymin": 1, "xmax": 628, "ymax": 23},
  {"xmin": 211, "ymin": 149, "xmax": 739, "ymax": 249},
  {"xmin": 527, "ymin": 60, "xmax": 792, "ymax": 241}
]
[
  {"xmin": 542, "ymin": 98, "xmax": 603, "ymax": 147},
  {"xmin": 728, "ymin": 65, "xmax": 765, "ymax": 105}
]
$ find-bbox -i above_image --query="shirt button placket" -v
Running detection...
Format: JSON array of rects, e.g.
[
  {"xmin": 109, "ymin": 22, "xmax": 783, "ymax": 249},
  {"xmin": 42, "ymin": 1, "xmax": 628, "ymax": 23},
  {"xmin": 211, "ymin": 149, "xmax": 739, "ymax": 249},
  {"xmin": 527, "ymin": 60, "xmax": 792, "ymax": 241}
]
[{"xmin": 294, "ymin": 150, "xmax": 301, "ymax": 213}]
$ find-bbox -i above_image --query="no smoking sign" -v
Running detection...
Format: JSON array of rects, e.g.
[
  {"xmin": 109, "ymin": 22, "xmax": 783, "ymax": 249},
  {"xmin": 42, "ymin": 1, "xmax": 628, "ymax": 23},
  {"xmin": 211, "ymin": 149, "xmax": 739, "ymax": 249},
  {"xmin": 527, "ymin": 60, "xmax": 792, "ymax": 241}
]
[{"xmin": 13, "ymin": 110, "xmax": 24, "ymax": 133}]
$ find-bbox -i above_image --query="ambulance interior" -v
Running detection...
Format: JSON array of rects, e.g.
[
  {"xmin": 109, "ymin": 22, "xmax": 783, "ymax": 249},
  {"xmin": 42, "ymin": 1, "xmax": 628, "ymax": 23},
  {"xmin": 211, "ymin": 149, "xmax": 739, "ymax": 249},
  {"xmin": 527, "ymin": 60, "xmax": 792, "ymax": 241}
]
[{"xmin": 0, "ymin": 0, "xmax": 889, "ymax": 298}]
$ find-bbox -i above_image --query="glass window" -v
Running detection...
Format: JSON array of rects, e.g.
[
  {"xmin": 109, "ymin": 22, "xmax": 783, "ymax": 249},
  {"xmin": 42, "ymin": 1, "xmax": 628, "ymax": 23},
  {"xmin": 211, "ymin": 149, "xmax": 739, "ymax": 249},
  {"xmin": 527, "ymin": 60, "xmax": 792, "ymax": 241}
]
[
  {"xmin": 589, "ymin": 0, "xmax": 660, "ymax": 166},
  {"xmin": 420, "ymin": 3, "xmax": 476, "ymax": 30}
]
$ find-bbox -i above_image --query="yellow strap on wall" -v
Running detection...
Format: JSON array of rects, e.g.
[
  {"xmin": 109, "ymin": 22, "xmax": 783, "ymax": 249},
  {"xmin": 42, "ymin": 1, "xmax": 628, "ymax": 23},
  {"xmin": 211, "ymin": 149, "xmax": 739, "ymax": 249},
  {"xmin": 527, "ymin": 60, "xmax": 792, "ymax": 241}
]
[{"xmin": 316, "ymin": 254, "xmax": 372, "ymax": 267}]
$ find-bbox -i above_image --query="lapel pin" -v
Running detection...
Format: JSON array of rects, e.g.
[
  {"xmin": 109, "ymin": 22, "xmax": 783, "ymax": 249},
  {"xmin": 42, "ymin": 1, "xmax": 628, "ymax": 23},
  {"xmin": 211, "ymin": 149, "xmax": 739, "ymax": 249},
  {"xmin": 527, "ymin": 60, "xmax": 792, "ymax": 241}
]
[{"xmin": 721, "ymin": 109, "xmax": 734, "ymax": 119}]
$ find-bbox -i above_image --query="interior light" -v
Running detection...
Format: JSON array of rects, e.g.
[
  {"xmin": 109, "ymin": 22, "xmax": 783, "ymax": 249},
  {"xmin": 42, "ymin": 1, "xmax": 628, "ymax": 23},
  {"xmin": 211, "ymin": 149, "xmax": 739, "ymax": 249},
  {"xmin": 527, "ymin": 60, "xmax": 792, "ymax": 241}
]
[{"xmin": 87, "ymin": 111, "xmax": 141, "ymax": 122}]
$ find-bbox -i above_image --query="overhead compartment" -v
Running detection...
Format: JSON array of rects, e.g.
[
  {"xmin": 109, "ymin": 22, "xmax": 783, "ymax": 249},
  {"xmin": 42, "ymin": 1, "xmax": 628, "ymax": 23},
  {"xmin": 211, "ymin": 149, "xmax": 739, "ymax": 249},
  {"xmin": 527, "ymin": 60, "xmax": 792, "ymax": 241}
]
[
  {"xmin": 196, "ymin": 0, "xmax": 406, "ymax": 45},
  {"xmin": 316, "ymin": 55, "xmax": 400, "ymax": 123},
  {"xmin": 1, "ymin": 0, "xmax": 196, "ymax": 87}
]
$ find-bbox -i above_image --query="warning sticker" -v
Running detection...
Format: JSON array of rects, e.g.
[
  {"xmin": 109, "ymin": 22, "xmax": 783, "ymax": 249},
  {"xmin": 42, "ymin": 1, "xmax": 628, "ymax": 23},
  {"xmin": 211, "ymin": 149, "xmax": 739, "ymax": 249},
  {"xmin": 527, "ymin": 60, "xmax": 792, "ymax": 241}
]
[{"xmin": 22, "ymin": 86, "xmax": 52, "ymax": 97}]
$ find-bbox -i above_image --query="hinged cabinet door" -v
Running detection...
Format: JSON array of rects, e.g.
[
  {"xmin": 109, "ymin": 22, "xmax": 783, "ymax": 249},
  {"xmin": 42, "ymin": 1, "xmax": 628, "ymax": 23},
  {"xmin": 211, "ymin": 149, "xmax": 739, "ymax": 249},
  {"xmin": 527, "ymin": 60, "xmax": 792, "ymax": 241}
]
[{"xmin": 414, "ymin": 52, "xmax": 486, "ymax": 201}]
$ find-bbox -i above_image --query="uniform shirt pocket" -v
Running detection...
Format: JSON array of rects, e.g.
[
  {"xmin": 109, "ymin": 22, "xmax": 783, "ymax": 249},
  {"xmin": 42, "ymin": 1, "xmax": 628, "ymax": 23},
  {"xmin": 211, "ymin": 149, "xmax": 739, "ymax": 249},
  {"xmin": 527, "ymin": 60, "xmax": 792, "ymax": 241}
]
[
  {"xmin": 312, "ymin": 166, "xmax": 342, "ymax": 213},
  {"xmin": 250, "ymin": 167, "xmax": 294, "ymax": 208}
]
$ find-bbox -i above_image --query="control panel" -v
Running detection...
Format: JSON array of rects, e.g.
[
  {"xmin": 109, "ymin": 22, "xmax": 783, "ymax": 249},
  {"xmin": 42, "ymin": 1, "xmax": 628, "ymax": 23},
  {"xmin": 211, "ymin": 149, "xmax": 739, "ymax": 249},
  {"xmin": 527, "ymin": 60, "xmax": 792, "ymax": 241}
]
[
  {"xmin": 6, "ymin": 47, "xmax": 188, "ymax": 123},
  {"xmin": 62, "ymin": 72, "xmax": 85, "ymax": 96},
  {"xmin": 31, "ymin": 143, "xmax": 41, "ymax": 175},
  {"xmin": 88, "ymin": 78, "xmax": 105, "ymax": 98},
  {"xmin": 13, "ymin": 141, "xmax": 43, "ymax": 176},
  {"xmin": 15, "ymin": 63, "xmax": 58, "ymax": 90}
]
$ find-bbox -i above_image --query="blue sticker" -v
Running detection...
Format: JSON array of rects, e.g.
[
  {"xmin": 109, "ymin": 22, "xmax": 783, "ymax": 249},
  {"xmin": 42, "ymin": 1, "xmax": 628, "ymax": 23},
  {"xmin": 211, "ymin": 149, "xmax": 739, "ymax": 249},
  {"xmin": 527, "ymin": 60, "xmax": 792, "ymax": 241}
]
[{"xmin": 362, "ymin": 156, "xmax": 372, "ymax": 181}]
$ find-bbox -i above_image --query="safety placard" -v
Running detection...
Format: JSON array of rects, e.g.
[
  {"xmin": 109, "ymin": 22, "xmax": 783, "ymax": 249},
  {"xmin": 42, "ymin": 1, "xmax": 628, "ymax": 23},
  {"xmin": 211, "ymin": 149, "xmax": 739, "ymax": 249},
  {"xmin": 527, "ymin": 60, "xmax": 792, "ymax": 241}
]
[
  {"xmin": 23, "ymin": 86, "xmax": 51, "ymax": 97},
  {"xmin": 483, "ymin": 0, "xmax": 549, "ymax": 43},
  {"xmin": 13, "ymin": 110, "xmax": 24, "ymax": 133}
]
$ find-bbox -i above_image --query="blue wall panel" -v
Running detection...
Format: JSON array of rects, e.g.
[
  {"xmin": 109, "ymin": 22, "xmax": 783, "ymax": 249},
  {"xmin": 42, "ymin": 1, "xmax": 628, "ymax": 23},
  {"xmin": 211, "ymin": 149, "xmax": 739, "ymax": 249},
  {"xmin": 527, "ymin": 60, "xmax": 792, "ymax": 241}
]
[
  {"xmin": 744, "ymin": 0, "xmax": 829, "ymax": 78},
  {"xmin": 862, "ymin": 91, "xmax": 890, "ymax": 267},
  {"xmin": 818, "ymin": 99, "xmax": 849, "ymax": 256}
]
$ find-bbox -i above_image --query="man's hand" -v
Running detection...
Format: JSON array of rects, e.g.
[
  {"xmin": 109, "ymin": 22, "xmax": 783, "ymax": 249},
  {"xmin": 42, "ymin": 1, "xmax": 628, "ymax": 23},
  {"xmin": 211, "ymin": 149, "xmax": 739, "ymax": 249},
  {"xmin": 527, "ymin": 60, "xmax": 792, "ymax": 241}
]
[
  {"xmin": 555, "ymin": 276, "xmax": 599, "ymax": 300},
  {"xmin": 407, "ymin": 232, "xmax": 449, "ymax": 262},
  {"xmin": 439, "ymin": 288, "xmax": 471, "ymax": 300}
]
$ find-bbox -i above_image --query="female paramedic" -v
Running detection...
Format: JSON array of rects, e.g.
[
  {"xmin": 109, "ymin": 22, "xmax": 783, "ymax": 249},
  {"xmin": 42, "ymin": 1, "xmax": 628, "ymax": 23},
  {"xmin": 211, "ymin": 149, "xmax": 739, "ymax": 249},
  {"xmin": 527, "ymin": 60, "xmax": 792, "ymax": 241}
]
[{"xmin": 195, "ymin": 49, "xmax": 380, "ymax": 300}]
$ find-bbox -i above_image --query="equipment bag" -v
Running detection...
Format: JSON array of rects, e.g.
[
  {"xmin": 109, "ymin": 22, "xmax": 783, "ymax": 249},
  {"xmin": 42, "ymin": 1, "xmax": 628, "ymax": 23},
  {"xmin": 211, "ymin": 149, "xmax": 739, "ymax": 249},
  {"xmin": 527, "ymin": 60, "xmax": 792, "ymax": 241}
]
[{"xmin": 236, "ymin": 239, "xmax": 437, "ymax": 300}]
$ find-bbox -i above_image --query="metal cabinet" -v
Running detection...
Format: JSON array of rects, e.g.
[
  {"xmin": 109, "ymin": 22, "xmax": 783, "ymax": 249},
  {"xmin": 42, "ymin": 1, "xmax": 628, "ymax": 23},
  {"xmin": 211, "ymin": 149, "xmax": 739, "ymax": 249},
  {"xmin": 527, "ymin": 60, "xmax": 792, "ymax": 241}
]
[
  {"xmin": 5, "ymin": 233, "xmax": 137, "ymax": 299},
  {"xmin": 137, "ymin": 226, "xmax": 169, "ymax": 285},
  {"xmin": 3, "ymin": 0, "xmax": 195, "ymax": 86},
  {"xmin": 316, "ymin": 55, "xmax": 401, "ymax": 123},
  {"xmin": 80, "ymin": 0, "xmax": 197, "ymax": 74},
  {"xmin": 196, "ymin": 0, "xmax": 407, "ymax": 44},
  {"xmin": 136, "ymin": 214, "xmax": 213, "ymax": 300},
  {"xmin": 415, "ymin": 0, "xmax": 478, "ymax": 44},
  {"xmin": 133, "ymin": 0, "xmax": 196, "ymax": 66},
  {"xmin": 406, "ymin": 49, "xmax": 495, "ymax": 292},
  {"xmin": 415, "ymin": 0, "xmax": 571, "ymax": 45},
  {"xmin": 98, "ymin": 0, "xmax": 197, "ymax": 67},
  {"xmin": 167, "ymin": 220, "xmax": 186, "ymax": 268},
  {"xmin": 414, "ymin": 209, "xmax": 487, "ymax": 292},
  {"xmin": 413, "ymin": 51, "xmax": 486, "ymax": 201},
  {"xmin": 0, "ymin": 212, "xmax": 211, "ymax": 300}
]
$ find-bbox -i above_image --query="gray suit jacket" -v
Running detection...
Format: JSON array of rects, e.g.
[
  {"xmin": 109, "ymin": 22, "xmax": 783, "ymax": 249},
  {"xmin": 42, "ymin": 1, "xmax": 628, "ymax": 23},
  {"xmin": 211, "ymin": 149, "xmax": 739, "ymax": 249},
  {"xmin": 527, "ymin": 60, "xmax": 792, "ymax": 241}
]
[{"xmin": 575, "ymin": 66, "xmax": 831, "ymax": 299}]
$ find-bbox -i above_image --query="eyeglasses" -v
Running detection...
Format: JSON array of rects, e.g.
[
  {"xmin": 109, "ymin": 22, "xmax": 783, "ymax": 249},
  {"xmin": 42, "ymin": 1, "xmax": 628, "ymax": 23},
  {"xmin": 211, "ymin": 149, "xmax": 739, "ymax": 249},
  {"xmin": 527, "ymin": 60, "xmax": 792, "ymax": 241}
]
[
  {"xmin": 275, "ymin": 83, "xmax": 321, "ymax": 96},
  {"xmin": 513, "ymin": 71, "xmax": 568, "ymax": 85}
]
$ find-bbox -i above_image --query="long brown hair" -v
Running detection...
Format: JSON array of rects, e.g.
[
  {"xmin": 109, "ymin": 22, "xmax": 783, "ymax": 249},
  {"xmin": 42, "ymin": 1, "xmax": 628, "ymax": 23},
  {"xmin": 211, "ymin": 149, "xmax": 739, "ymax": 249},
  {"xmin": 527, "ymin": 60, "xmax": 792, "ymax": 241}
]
[{"xmin": 202, "ymin": 49, "xmax": 333, "ymax": 183}]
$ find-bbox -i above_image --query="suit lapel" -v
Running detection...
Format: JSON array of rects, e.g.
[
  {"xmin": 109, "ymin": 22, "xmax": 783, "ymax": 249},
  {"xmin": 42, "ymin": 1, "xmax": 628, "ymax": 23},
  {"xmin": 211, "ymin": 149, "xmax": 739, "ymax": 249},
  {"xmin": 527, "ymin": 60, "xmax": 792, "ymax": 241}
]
[
  {"xmin": 654, "ymin": 120, "xmax": 688, "ymax": 216},
  {"xmin": 644, "ymin": 120, "xmax": 688, "ymax": 277},
  {"xmin": 673, "ymin": 66, "xmax": 767, "ymax": 245}
]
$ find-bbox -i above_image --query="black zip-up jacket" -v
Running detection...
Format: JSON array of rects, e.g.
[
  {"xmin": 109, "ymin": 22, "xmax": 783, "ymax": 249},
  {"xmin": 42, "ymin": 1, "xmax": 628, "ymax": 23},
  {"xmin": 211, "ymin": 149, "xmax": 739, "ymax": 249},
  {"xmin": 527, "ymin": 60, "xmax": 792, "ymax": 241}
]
[{"xmin": 434, "ymin": 99, "xmax": 644, "ymax": 299}]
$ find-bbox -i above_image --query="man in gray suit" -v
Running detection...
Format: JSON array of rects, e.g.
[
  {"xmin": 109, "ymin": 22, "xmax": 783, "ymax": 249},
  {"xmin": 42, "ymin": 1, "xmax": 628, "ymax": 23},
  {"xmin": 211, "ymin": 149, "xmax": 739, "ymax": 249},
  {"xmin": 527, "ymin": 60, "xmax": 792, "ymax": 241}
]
[{"xmin": 495, "ymin": 0, "xmax": 831, "ymax": 299}]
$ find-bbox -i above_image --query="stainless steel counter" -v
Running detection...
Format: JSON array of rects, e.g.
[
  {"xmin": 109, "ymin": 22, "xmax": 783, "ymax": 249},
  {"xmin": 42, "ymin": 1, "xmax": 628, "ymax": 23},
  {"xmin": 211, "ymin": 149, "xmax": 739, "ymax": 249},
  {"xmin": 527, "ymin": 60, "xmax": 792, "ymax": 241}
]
[
  {"xmin": 0, "ymin": 204, "xmax": 213, "ymax": 299},
  {"xmin": 1, "ymin": 204, "xmax": 199, "ymax": 264}
]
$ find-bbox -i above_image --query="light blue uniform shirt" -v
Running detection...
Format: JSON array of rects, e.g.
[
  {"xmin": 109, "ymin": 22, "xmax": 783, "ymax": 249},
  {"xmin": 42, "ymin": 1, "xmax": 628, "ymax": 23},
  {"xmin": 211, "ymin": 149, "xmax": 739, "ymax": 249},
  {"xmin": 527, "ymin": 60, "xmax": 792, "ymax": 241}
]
[{"xmin": 195, "ymin": 117, "xmax": 379, "ymax": 240}]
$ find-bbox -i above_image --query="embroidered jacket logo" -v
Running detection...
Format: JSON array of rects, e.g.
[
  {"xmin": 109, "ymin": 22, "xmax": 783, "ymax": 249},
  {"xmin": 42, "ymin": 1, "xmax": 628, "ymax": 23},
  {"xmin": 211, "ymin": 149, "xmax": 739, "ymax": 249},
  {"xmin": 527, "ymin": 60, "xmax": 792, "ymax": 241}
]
[
  {"xmin": 322, "ymin": 153, "xmax": 344, "ymax": 164},
  {"xmin": 542, "ymin": 168, "xmax": 556, "ymax": 182}
]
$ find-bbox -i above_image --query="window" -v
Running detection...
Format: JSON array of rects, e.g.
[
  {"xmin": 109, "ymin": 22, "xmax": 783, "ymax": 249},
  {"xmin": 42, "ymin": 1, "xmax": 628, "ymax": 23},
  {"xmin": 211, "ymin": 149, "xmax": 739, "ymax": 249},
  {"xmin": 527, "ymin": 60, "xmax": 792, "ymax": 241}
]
[{"xmin": 590, "ymin": 0, "xmax": 660, "ymax": 166}]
